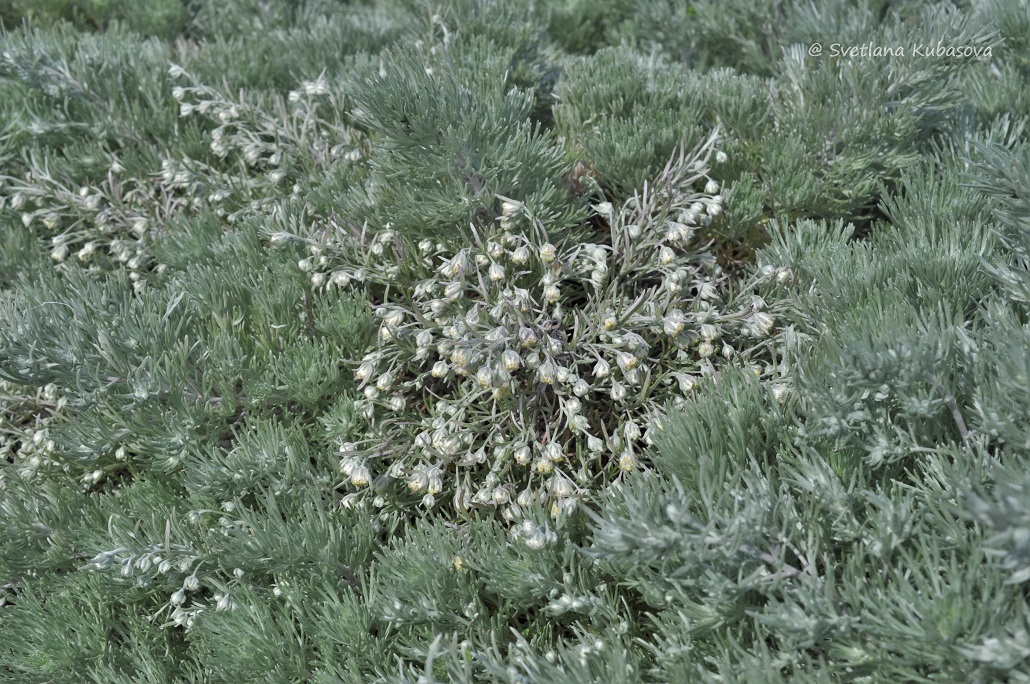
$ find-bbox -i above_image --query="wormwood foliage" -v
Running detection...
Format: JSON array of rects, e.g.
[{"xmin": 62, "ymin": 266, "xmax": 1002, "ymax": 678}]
[{"xmin": 0, "ymin": 0, "xmax": 1029, "ymax": 682}]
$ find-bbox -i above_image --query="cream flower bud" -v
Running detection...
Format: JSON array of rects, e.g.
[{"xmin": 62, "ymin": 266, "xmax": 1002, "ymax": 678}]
[
  {"xmin": 587, "ymin": 436, "xmax": 604, "ymax": 452},
  {"xmin": 408, "ymin": 471, "xmax": 428, "ymax": 492},
  {"xmin": 501, "ymin": 350, "xmax": 522, "ymax": 371},
  {"xmin": 476, "ymin": 365, "xmax": 494, "ymax": 388},
  {"xmin": 663, "ymin": 312, "xmax": 686, "ymax": 337},
  {"xmin": 384, "ymin": 309, "xmax": 404, "ymax": 328},
  {"xmin": 171, "ymin": 590, "xmax": 186, "ymax": 606},
  {"xmin": 611, "ymin": 382, "xmax": 627, "ymax": 401},
  {"xmin": 751, "ymin": 311, "xmax": 775, "ymax": 335},
  {"xmin": 543, "ymin": 284, "xmax": 560, "ymax": 303},
  {"xmin": 539, "ymin": 243, "xmax": 556, "ymax": 263},
  {"xmin": 615, "ymin": 352, "xmax": 637, "ymax": 372},
  {"xmin": 593, "ymin": 358, "xmax": 610, "ymax": 378},
  {"xmin": 602, "ymin": 312, "xmax": 618, "ymax": 330},
  {"xmin": 416, "ymin": 330, "xmax": 433, "ymax": 348},
  {"xmin": 445, "ymin": 281, "xmax": 463, "ymax": 300},
  {"xmin": 351, "ymin": 464, "xmax": 371, "ymax": 487},
  {"xmin": 355, "ymin": 360, "xmax": 376, "ymax": 382},
  {"xmin": 619, "ymin": 451, "xmax": 638, "ymax": 471},
  {"xmin": 488, "ymin": 262, "xmax": 505, "ymax": 282},
  {"xmin": 518, "ymin": 327, "xmax": 538, "ymax": 348},
  {"xmin": 514, "ymin": 445, "xmax": 531, "ymax": 465},
  {"xmin": 537, "ymin": 359, "xmax": 557, "ymax": 384},
  {"xmin": 450, "ymin": 347, "xmax": 469, "ymax": 368},
  {"xmin": 698, "ymin": 342, "xmax": 715, "ymax": 358},
  {"xmin": 375, "ymin": 372, "xmax": 394, "ymax": 391},
  {"xmin": 658, "ymin": 246, "xmax": 676, "ymax": 265},
  {"xmin": 511, "ymin": 246, "xmax": 530, "ymax": 264}
]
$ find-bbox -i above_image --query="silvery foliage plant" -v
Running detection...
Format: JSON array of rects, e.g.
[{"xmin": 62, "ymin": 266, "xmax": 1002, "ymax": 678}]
[{"xmin": 309, "ymin": 132, "xmax": 792, "ymax": 521}]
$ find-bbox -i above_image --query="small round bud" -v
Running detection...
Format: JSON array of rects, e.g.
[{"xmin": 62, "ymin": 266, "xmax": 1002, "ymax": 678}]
[{"xmin": 539, "ymin": 243, "xmax": 556, "ymax": 263}]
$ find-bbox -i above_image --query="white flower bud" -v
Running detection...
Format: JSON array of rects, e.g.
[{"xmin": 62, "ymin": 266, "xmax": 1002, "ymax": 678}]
[
  {"xmin": 310, "ymin": 272, "xmax": 326, "ymax": 287},
  {"xmin": 476, "ymin": 365, "xmax": 494, "ymax": 388},
  {"xmin": 704, "ymin": 179, "xmax": 720, "ymax": 194},
  {"xmin": 511, "ymin": 245, "xmax": 530, "ymax": 264},
  {"xmin": 514, "ymin": 445, "xmax": 531, "ymax": 465},
  {"xmin": 715, "ymin": 150, "xmax": 728, "ymax": 164},
  {"xmin": 355, "ymin": 360, "xmax": 376, "ymax": 382},
  {"xmin": 350, "ymin": 464, "xmax": 371, "ymax": 487},
  {"xmin": 539, "ymin": 243, "xmax": 556, "ymax": 263},
  {"xmin": 375, "ymin": 372, "xmax": 394, "ymax": 391},
  {"xmin": 707, "ymin": 203, "xmax": 722, "ymax": 217},
  {"xmin": 611, "ymin": 382, "xmax": 627, "ymax": 401},
  {"xmin": 751, "ymin": 312, "xmax": 775, "ymax": 336},
  {"xmin": 537, "ymin": 359, "xmax": 557, "ymax": 384},
  {"xmin": 573, "ymin": 378, "xmax": 590, "ymax": 396},
  {"xmin": 501, "ymin": 350, "xmax": 522, "ymax": 371},
  {"xmin": 431, "ymin": 360, "xmax": 449, "ymax": 378},
  {"xmin": 488, "ymin": 262, "xmax": 505, "ymax": 282},
  {"xmin": 170, "ymin": 590, "xmax": 186, "ymax": 606},
  {"xmin": 698, "ymin": 342, "xmax": 715, "ymax": 358},
  {"xmin": 445, "ymin": 281, "xmax": 463, "ymax": 300},
  {"xmin": 619, "ymin": 451, "xmax": 638, "ymax": 471}
]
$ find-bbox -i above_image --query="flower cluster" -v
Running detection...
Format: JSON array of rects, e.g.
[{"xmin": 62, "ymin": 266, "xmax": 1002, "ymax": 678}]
[
  {"xmin": 0, "ymin": 68, "xmax": 365, "ymax": 295},
  {"xmin": 313, "ymin": 134, "xmax": 788, "ymax": 520}
]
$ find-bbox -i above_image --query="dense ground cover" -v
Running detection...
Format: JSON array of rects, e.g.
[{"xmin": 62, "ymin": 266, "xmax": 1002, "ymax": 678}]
[{"xmin": 1, "ymin": 0, "xmax": 1029, "ymax": 681}]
